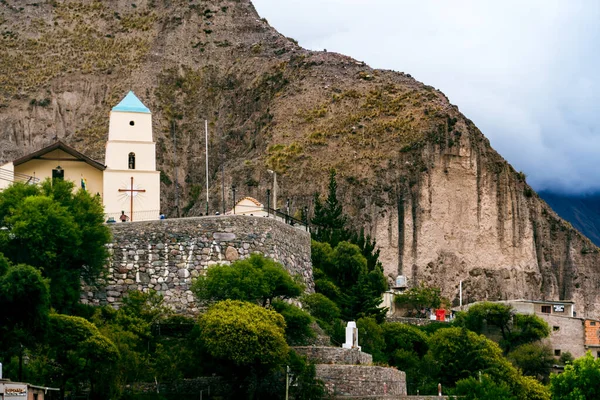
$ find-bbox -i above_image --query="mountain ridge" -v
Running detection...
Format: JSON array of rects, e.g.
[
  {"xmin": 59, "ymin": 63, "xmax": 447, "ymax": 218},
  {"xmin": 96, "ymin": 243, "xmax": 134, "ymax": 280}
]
[{"xmin": 2, "ymin": 0, "xmax": 600, "ymax": 317}]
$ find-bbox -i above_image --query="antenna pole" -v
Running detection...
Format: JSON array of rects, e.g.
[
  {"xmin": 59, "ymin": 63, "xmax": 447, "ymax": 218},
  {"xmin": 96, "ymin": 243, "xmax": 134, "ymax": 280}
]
[
  {"xmin": 221, "ymin": 132, "xmax": 225, "ymax": 214},
  {"xmin": 205, "ymin": 119, "xmax": 209, "ymax": 215},
  {"xmin": 173, "ymin": 120, "xmax": 180, "ymax": 218}
]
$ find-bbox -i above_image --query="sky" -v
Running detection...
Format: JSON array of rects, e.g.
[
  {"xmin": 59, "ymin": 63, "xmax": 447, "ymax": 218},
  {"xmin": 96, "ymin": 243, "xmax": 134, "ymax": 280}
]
[{"xmin": 253, "ymin": 0, "xmax": 600, "ymax": 195}]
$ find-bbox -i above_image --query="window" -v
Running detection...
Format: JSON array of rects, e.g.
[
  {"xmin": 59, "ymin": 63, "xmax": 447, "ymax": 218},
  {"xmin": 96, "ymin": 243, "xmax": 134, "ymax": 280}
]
[
  {"xmin": 553, "ymin": 326, "xmax": 560, "ymax": 332},
  {"xmin": 541, "ymin": 305, "xmax": 551, "ymax": 313},
  {"xmin": 128, "ymin": 152, "xmax": 135, "ymax": 169},
  {"xmin": 52, "ymin": 166, "xmax": 64, "ymax": 180},
  {"xmin": 554, "ymin": 349, "xmax": 561, "ymax": 356},
  {"xmin": 129, "ymin": 120, "xmax": 135, "ymax": 126},
  {"xmin": 591, "ymin": 321, "xmax": 597, "ymax": 326}
]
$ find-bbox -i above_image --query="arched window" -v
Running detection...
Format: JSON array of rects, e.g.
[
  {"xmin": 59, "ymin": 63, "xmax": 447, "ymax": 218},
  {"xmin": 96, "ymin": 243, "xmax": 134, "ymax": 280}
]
[{"xmin": 128, "ymin": 152, "xmax": 135, "ymax": 169}]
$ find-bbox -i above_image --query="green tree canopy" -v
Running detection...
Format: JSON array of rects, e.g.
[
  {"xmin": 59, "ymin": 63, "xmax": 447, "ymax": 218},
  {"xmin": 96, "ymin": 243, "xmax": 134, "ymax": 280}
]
[
  {"xmin": 383, "ymin": 322, "xmax": 429, "ymax": 358},
  {"xmin": 454, "ymin": 302, "xmax": 550, "ymax": 353},
  {"xmin": 0, "ymin": 260, "xmax": 50, "ymax": 354},
  {"xmin": 271, "ymin": 299, "xmax": 315, "ymax": 345},
  {"xmin": 192, "ymin": 254, "xmax": 303, "ymax": 306},
  {"xmin": 426, "ymin": 327, "xmax": 549, "ymax": 399},
  {"xmin": 196, "ymin": 300, "xmax": 289, "ymax": 399},
  {"xmin": 47, "ymin": 314, "xmax": 120, "ymax": 400},
  {"xmin": 0, "ymin": 180, "xmax": 110, "ymax": 312},
  {"xmin": 356, "ymin": 317, "xmax": 385, "ymax": 362},
  {"xmin": 394, "ymin": 284, "xmax": 444, "ymax": 317},
  {"xmin": 551, "ymin": 351, "xmax": 600, "ymax": 400},
  {"xmin": 507, "ymin": 342, "xmax": 553, "ymax": 383},
  {"xmin": 197, "ymin": 300, "xmax": 288, "ymax": 368},
  {"xmin": 311, "ymin": 169, "xmax": 348, "ymax": 245},
  {"xmin": 453, "ymin": 374, "xmax": 517, "ymax": 400}
]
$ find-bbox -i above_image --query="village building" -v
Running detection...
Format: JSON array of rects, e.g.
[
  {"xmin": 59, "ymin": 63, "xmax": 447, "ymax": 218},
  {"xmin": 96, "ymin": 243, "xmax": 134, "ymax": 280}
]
[
  {"xmin": 458, "ymin": 299, "xmax": 599, "ymax": 360},
  {"xmin": 0, "ymin": 377, "xmax": 59, "ymax": 400},
  {"xmin": 227, "ymin": 196, "xmax": 267, "ymax": 216},
  {"xmin": 0, "ymin": 92, "xmax": 160, "ymax": 222}
]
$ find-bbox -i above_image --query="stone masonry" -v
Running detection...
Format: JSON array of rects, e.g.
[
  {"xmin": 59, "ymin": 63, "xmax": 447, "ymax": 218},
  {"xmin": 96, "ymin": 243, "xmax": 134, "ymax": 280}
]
[
  {"xmin": 81, "ymin": 215, "xmax": 312, "ymax": 314},
  {"xmin": 293, "ymin": 347, "xmax": 372, "ymax": 365},
  {"xmin": 316, "ymin": 365, "xmax": 406, "ymax": 397}
]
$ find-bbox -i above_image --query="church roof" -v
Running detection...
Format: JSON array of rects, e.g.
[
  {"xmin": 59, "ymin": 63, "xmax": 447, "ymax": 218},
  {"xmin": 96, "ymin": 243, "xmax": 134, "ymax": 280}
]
[
  {"xmin": 237, "ymin": 197, "xmax": 263, "ymax": 207},
  {"xmin": 112, "ymin": 91, "xmax": 151, "ymax": 114},
  {"xmin": 13, "ymin": 141, "xmax": 106, "ymax": 171}
]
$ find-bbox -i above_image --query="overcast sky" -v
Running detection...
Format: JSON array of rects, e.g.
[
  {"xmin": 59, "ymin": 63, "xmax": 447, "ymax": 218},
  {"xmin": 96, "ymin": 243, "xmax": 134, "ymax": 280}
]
[{"xmin": 253, "ymin": 0, "xmax": 600, "ymax": 195}]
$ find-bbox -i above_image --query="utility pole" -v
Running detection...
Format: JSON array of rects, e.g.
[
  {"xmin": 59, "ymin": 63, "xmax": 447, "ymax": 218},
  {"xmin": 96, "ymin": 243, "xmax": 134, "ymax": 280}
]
[
  {"xmin": 205, "ymin": 119, "xmax": 209, "ymax": 215},
  {"xmin": 285, "ymin": 365, "xmax": 290, "ymax": 400},
  {"xmin": 172, "ymin": 120, "xmax": 180, "ymax": 218},
  {"xmin": 221, "ymin": 150, "xmax": 225, "ymax": 215},
  {"xmin": 268, "ymin": 169, "xmax": 277, "ymax": 212},
  {"xmin": 232, "ymin": 185, "xmax": 237, "ymax": 214},
  {"xmin": 266, "ymin": 189, "xmax": 271, "ymax": 216}
]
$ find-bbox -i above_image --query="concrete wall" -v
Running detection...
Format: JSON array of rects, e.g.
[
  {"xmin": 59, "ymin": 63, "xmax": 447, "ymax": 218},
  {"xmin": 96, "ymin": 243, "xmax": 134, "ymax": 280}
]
[
  {"xmin": 539, "ymin": 314, "xmax": 586, "ymax": 359},
  {"xmin": 316, "ymin": 365, "xmax": 406, "ymax": 397},
  {"xmin": 81, "ymin": 215, "xmax": 313, "ymax": 314},
  {"xmin": 293, "ymin": 347, "xmax": 372, "ymax": 365}
]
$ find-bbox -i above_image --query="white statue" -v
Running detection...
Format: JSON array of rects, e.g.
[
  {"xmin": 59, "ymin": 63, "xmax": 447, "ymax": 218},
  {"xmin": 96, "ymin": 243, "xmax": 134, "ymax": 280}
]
[{"xmin": 342, "ymin": 321, "xmax": 361, "ymax": 350}]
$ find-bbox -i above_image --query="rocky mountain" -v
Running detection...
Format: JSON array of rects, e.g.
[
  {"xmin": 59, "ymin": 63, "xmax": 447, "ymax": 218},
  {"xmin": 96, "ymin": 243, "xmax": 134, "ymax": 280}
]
[
  {"xmin": 2, "ymin": 0, "xmax": 600, "ymax": 317},
  {"xmin": 539, "ymin": 191, "xmax": 600, "ymax": 247}
]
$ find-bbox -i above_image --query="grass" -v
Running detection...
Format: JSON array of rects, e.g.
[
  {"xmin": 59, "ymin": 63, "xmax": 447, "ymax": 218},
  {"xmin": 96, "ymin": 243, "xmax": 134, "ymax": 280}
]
[{"xmin": 0, "ymin": 1, "xmax": 153, "ymax": 101}]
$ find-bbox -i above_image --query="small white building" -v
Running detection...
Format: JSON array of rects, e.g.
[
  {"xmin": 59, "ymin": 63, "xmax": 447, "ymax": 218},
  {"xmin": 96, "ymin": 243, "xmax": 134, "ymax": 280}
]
[{"xmin": 227, "ymin": 196, "xmax": 267, "ymax": 216}]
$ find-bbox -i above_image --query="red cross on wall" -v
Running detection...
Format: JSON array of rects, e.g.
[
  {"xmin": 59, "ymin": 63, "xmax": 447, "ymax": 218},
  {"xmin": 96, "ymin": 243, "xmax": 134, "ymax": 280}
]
[{"xmin": 118, "ymin": 177, "xmax": 146, "ymax": 222}]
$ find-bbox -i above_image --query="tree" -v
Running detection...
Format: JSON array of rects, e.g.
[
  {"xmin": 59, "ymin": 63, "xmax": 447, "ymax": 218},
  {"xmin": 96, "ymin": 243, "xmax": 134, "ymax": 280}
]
[
  {"xmin": 0, "ymin": 180, "xmax": 110, "ymax": 312},
  {"xmin": 551, "ymin": 351, "xmax": 600, "ymax": 400},
  {"xmin": 0, "ymin": 261, "xmax": 50, "ymax": 352},
  {"xmin": 356, "ymin": 317, "xmax": 385, "ymax": 362},
  {"xmin": 196, "ymin": 300, "xmax": 289, "ymax": 399},
  {"xmin": 271, "ymin": 299, "xmax": 315, "ymax": 345},
  {"xmin": 47, "ymin": 314, "xmax": 120, "ymax": 400},
  {"xmin": 508, "ymin": 342, "xmax": 553, "ymax": 382},
  {"xmin": 311, "ymin": 240, "xmax": 387, "ymax": 322},
  {"xmin": 301, "ymin": 293, "xmax": 344, "ymax": 343},
  {"xmin": 453, "ymin": 374, "xmax": 516, "ymax": 400},
  {"xmin": 383, "ymin": 322, "xmax": 429, "ymax": 358},
  {"xmin": 288, "ymin": 351, "xmax": 326, "ymax": 400},
  {"xmin": 426, "ymin": 327, "xmax": 550, "ymax": 399},
  {"xmin": 0, "ymin": 260, "xmax": 51, "ymax": 382},
  {"xmin": 192, "ymin": 254, "xmax": 303, "ymax": 306},
  {"xmin": 427, "ymin": 327, "xmax": 514, "ymax": 388},
  {"xmin": 311, "ymin": 169, "xmax": 347, "ymax": 245},
  {"xmin": 454, "ymin": 302, "xmax": 550, "ymax": 353},
  {"xmin": 394, "ymin": 284, "xmax": 443, "ymax": 317}
]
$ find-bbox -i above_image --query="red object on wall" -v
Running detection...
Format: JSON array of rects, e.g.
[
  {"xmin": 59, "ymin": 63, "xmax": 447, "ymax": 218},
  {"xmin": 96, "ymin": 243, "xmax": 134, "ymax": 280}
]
[{"xmin": 435, "ymin": 309, "xmax": 446, "ymax": 321}]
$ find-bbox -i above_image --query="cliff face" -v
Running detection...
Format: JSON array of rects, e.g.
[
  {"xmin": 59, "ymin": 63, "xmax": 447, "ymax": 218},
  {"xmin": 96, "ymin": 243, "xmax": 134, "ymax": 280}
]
[{"xmin": 2, "ymin": 0, "xmax": 600, "ymax": 316}]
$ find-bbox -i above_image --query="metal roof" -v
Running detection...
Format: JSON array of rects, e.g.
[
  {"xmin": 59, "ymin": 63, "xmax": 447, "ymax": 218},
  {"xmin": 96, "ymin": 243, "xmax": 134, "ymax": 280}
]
[
  {"xmin": 12, "ymin": 141, "xmax": 106, "ymax": 171},
  {"xmin": 112, "ymin": 91, "xmax": 151, "ymax": 114}
]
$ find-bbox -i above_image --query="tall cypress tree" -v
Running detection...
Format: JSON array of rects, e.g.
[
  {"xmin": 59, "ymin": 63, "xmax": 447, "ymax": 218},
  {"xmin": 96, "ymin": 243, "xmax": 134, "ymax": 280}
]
[{"xmin": 311, "ymin": 169, "xmax": 347, "ymax": 245}]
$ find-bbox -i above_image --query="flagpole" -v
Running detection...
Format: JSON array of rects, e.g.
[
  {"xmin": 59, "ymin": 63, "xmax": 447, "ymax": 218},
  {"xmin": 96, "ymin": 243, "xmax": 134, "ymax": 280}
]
[{"xmin": 205, "ymin": 119, "xmax": 209, "ymax": 215}]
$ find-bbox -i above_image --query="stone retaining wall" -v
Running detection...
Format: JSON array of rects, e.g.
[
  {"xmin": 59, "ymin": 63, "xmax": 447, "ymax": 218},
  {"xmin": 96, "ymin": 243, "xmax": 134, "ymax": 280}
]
[
  {"xmin": 293, "ymin": 346, "xmax": 373, "ymax": 365},
  {"xmin": 81, "ymin": 215, "xmax": 312, "ymax": 314},
  {"xmin": 316, "ymin": 365, "xmax": 406, "ymax": 397}
]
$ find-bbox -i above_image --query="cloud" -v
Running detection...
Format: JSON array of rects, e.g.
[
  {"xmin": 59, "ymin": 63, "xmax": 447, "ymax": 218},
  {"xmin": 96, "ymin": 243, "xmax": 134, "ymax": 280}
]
[{"xmin": 253, "ymin": 0, "xmax": 600, "ymax": 194}]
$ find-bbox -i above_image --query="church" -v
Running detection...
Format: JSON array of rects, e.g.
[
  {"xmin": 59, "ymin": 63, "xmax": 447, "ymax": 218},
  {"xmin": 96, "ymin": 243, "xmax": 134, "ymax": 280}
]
[{"xmin": 0, "ymin": 91, "xmax": 161, "ymax": 222}]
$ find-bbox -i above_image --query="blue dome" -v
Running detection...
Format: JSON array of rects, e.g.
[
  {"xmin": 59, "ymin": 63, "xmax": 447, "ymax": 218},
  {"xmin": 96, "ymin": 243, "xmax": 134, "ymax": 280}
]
[{"xmin": 112, "ymin": 91, "xmax": 151, "ymax": 114}]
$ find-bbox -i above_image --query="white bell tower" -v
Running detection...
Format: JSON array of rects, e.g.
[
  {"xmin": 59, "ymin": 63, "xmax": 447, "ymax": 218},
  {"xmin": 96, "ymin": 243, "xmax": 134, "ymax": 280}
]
[{"xmin": 103, "ymin": 91, "xmax": 160, "ymax": 222}]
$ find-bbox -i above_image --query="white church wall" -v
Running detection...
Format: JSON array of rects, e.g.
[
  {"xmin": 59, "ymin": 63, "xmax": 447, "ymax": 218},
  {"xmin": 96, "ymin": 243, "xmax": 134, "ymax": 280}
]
[
  {"xmin": 103, "ymin": 170, "xmax": 160, "ymax": 221},
  {"xmin": 108, "ymin": 111, "xmax": 153, "ymax": 142},
  {"xmin": 0, "ymin": 162, "xmax": 14, "ymax": 190},
  {"xmin": 105, "ymin": 141, "xmax": 157, "ymax": 171}
]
